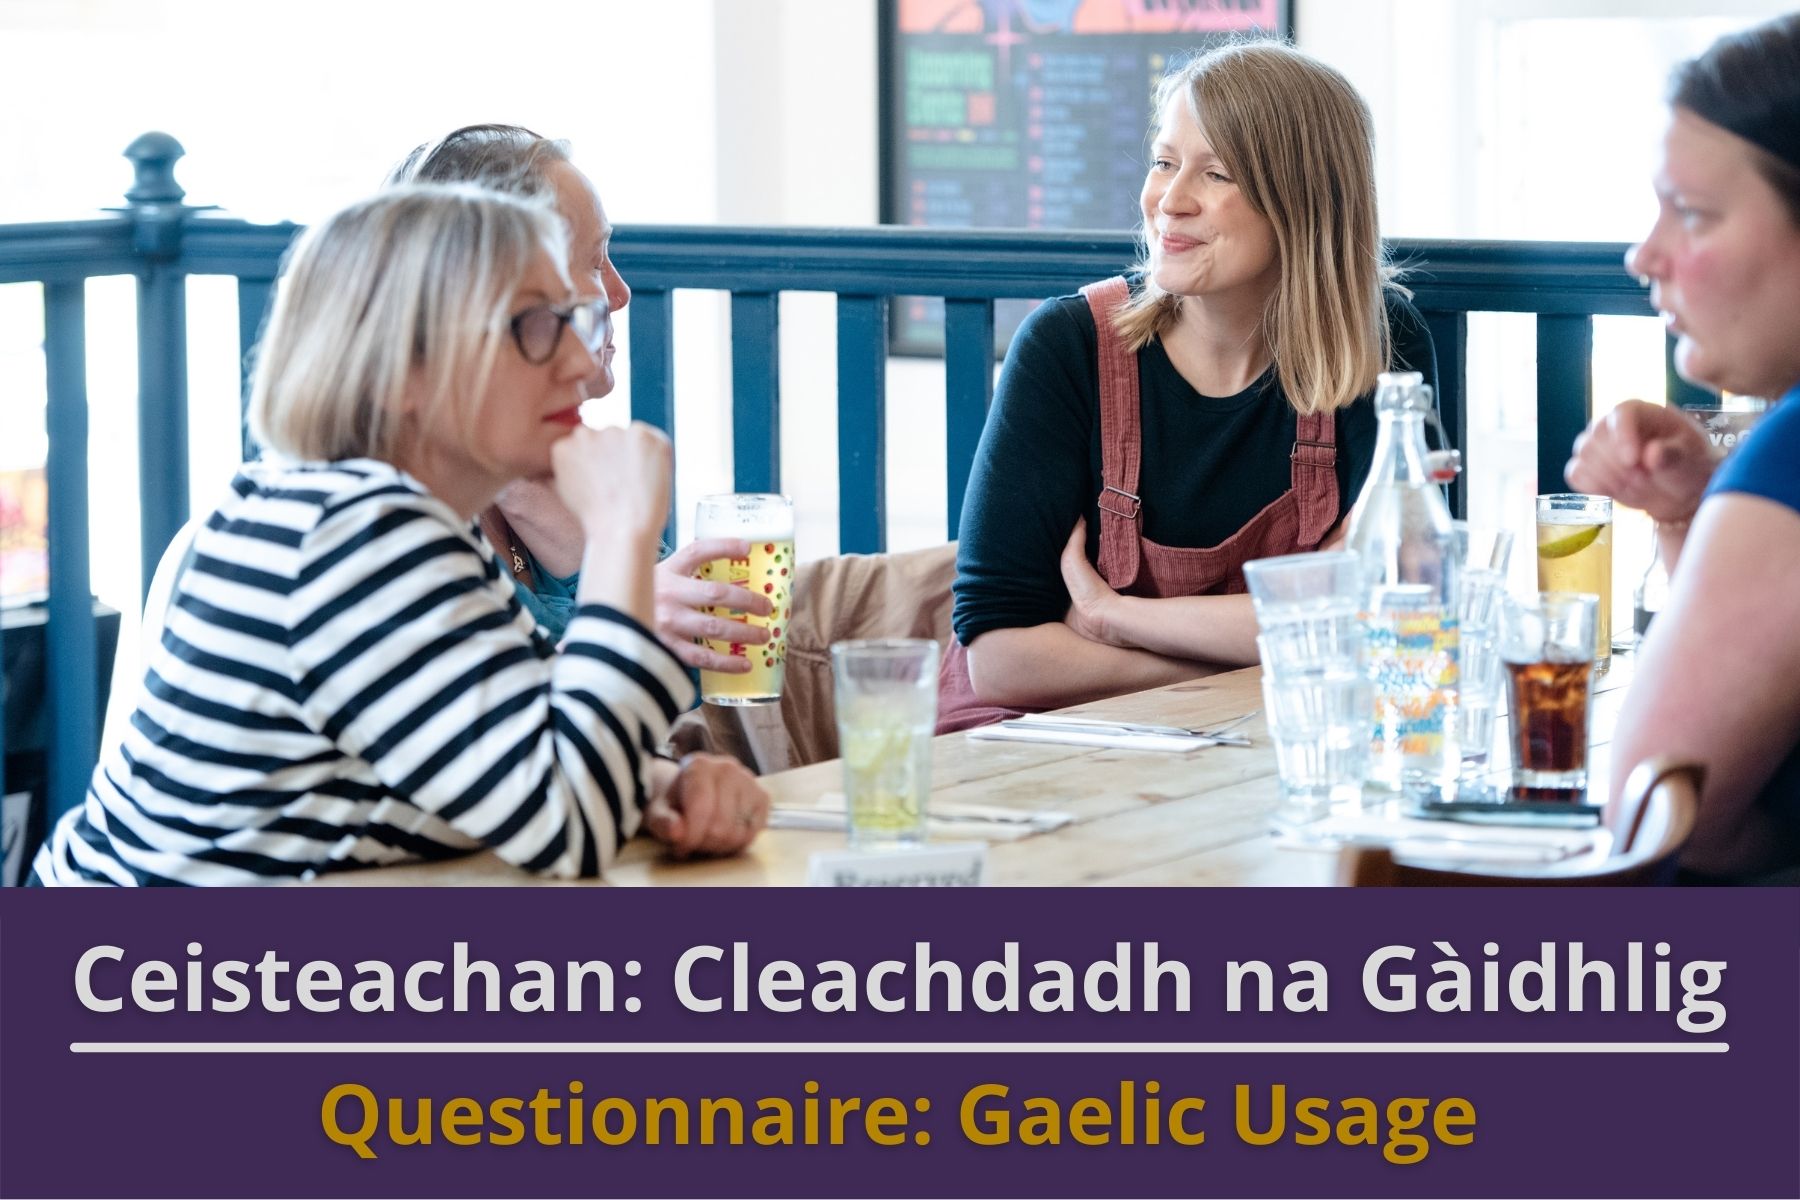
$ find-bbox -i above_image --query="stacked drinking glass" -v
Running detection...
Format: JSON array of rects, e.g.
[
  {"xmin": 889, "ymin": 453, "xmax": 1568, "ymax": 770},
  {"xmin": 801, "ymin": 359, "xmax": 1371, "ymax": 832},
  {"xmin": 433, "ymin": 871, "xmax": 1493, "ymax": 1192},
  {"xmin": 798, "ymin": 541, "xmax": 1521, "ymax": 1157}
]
[
  {"xmin": 1453, "ymin": 524, "xmax": 1513, "ymax": 771},
  {"xmin": 1242, "ymin": 552, "xmax": 1372, "ymax": 826}
]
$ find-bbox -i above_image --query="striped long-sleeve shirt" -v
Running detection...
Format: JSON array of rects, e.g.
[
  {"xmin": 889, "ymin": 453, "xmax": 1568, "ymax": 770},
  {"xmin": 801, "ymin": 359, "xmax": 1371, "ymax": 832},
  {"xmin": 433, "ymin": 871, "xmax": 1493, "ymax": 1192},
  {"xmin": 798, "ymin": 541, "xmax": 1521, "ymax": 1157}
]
[{"xmin": 33, "ymin": 458, "xmax": 693, "ymax": 886}]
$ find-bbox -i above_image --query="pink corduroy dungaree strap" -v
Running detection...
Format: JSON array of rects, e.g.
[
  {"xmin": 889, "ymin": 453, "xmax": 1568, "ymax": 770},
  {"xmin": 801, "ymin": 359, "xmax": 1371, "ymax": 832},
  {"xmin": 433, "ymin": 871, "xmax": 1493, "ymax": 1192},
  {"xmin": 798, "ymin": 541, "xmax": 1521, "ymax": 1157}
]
[{"xmin": 937, "ymin": 276, "xmax": 1341, "ymax": 733}]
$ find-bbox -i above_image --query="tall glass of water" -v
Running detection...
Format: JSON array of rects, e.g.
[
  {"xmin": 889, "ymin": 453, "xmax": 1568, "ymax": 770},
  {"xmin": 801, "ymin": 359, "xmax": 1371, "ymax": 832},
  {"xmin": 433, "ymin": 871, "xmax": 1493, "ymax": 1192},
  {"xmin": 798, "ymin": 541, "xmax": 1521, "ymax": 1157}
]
[
  {"xmin": 831, "ymin": 639, "xmax": 939, "ymax": 849},
  {"xmin": 1450, "ymin": 523, "xmax": 1513, "ymax": 770}
]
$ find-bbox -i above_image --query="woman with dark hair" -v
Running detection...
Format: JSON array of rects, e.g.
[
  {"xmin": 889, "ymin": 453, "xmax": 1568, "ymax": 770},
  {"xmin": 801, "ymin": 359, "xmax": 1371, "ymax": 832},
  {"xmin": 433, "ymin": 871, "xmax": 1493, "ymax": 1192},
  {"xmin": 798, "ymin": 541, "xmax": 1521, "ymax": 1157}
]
[
  {"xmin": 940, "ymin": 40, "xmax": 1435, "ymax": 728},
  {"xmin": 1567, "ymin": 13, "xmax": 1800, "ymax": 879}
]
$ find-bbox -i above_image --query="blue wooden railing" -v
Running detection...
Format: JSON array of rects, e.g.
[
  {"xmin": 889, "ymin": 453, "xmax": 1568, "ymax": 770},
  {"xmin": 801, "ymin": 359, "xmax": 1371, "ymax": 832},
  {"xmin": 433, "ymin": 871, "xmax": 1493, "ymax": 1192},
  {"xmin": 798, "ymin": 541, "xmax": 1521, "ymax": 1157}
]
[{"xmin": 0, "ymin": 132, "xmax": 1704, "ymax": 832}]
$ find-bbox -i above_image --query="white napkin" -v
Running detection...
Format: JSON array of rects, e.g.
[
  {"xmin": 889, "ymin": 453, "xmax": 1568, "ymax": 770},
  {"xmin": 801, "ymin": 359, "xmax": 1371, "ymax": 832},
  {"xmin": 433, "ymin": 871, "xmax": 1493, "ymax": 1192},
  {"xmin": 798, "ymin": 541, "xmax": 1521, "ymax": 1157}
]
[
  {"xmin": 1278, "ymin": 813, "xmax": 1597, "ymax": 865},
  {"xmin": 966, "ymin": 725, "xmax": 1217, "ymax": 753},
  {"xmin": 770, "ymin": 793, "xmax": 1073, "ymax": 841}
]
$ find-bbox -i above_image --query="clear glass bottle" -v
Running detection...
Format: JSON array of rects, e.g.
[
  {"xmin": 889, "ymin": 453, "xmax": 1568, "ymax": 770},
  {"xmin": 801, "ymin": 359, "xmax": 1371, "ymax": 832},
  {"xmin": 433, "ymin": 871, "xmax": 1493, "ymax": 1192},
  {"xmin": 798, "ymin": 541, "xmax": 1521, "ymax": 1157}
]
[
  {"xmin": 1633, "ymin": 531, "xmax": 1669, "ymax": 638},
  {"xmin": 1346, "ymin": 371, "xmax": 1461, "ymax": 791}
]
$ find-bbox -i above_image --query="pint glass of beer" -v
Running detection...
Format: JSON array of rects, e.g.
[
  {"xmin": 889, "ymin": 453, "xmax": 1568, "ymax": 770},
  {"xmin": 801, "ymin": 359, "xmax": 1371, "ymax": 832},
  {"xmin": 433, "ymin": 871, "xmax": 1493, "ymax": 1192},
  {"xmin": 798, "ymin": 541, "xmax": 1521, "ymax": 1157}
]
[
  {"xmin": 694, "ymin": 494, "xmax": 795, "ymax": 705},
  {"xmin": 1499, "ymin": 592, "xmax": 1598, "ymax": 796}
]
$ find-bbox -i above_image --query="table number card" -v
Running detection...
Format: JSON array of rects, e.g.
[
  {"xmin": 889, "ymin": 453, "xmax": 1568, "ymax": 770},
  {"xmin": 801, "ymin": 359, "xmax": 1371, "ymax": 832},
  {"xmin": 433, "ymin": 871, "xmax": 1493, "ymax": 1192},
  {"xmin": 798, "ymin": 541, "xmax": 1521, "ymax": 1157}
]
[{"xmin": 806, "ymin": 842, "xmax": 987, "ymax": 887}]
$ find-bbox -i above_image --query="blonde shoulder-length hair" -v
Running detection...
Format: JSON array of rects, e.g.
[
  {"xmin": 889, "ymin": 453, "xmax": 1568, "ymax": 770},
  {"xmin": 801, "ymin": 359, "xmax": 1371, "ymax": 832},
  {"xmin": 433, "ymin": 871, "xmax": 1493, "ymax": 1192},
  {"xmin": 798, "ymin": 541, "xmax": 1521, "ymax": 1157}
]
[
  {"xmin": 248, "ymin": 183, "xmax": 568, "ymax": 465},
  {"xmin": 1114, "ymin": 40, "xmax": 1400, "ymax": 417}
]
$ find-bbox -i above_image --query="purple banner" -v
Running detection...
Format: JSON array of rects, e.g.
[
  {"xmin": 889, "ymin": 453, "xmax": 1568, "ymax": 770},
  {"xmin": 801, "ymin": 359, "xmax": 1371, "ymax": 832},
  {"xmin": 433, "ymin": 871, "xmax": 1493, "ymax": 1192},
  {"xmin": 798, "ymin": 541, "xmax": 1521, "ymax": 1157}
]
[{"xmin": 1, "ymin": 888, "xmax": 1795, "ymax": 1199}]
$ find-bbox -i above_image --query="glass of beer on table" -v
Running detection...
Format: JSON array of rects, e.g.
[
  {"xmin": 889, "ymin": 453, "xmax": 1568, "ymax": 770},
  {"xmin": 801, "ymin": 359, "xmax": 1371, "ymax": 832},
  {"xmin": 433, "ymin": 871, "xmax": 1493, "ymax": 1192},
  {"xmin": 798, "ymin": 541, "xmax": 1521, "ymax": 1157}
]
[
  {"xmin": 1535, "ymin": 494, "xmax": 1612, "ymax": 668},
  {"xmin": 1499, "ymin": 592, "xmax": 1598, "ymax": 797},
  {"xmin": 694, "ymin": 494, "xmax": 794, "ymax": 705}
]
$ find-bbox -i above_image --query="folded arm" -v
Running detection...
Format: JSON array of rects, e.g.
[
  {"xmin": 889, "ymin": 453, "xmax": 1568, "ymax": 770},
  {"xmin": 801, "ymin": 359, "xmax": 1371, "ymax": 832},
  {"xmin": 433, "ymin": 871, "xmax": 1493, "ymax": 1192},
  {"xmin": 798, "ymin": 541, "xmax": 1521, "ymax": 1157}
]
[
  {"xmin": 1056, "ymin": 518, "xmax": 1261, "ymax": 664},
  {"xmin": 964, "ymin": 622, "xmax": 1213, "ymax": 709}
]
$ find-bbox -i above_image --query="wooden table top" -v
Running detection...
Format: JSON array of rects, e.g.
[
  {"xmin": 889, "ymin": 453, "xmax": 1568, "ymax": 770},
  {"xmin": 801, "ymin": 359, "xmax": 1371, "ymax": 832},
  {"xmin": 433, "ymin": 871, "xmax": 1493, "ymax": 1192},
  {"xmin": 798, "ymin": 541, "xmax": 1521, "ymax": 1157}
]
[{"xmin": 317, "ymin": 654, "xmax": 1636, "ymax": 889}]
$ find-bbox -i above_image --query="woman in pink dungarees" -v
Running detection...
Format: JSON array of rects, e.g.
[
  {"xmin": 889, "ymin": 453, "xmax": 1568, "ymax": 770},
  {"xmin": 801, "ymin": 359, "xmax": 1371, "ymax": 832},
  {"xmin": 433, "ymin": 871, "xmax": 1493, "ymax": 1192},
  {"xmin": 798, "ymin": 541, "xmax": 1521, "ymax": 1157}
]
[{"xmin": 941, "ymin": 40, "xmax": 1436, "ymax": 731}]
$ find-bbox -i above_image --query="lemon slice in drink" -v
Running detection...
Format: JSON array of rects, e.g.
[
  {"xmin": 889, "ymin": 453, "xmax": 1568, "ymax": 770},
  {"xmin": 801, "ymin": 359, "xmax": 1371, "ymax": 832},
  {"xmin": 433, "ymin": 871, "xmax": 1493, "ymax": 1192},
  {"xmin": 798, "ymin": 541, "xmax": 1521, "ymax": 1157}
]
[{"xmin": 1538, "ymin": 525, "xmax": 1602, "ymax": 559}]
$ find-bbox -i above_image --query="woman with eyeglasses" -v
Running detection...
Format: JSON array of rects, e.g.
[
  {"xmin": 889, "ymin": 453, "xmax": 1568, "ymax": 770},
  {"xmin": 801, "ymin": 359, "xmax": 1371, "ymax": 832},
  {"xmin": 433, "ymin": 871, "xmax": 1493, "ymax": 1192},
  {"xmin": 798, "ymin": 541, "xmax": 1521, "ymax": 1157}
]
[{"xmin": 32, "ymin": 184, "xmax": 769, "ymax": 885}]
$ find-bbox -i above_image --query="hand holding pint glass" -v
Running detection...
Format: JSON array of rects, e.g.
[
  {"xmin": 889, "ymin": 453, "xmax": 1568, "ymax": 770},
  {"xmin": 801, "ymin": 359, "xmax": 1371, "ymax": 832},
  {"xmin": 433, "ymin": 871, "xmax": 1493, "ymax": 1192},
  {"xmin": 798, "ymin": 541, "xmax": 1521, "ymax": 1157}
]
[{"xmin": 694, "ymin": 494, "xmax": 794, "ymax": 705}]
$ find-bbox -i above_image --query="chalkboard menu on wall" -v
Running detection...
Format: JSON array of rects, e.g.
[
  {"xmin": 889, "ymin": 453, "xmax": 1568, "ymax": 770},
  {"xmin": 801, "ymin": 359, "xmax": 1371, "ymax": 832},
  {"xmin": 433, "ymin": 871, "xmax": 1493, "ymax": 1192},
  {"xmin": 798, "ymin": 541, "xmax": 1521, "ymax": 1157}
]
[{"xmin": 881, "ymin": 0, "xmax": 1288, "ymax": 354}]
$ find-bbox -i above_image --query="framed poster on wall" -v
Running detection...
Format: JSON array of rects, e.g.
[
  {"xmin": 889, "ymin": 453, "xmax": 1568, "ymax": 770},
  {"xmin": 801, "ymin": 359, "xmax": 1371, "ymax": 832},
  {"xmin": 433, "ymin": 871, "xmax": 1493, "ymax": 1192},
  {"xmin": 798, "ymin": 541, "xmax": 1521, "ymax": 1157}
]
[{"xmin": 880, "ymin": 0, "xmax": 1290, "ymax": 355}]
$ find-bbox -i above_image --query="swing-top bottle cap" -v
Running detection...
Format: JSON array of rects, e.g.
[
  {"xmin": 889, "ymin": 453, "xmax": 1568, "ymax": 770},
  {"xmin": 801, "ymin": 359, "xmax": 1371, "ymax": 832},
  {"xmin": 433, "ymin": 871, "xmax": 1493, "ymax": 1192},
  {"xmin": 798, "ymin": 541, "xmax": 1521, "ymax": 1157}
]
[{"xmin": 1374, "ymin": 370, "xmax": 1433, "ymax": 413}]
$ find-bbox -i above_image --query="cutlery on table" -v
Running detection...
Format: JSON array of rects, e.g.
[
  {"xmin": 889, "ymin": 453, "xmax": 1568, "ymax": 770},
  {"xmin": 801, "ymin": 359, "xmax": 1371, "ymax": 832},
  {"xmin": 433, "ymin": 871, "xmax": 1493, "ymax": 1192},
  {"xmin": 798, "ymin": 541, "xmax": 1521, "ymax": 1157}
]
[{"xmin": 1002, "ymin": 710, "xmax": 1257, "ymax": 746}]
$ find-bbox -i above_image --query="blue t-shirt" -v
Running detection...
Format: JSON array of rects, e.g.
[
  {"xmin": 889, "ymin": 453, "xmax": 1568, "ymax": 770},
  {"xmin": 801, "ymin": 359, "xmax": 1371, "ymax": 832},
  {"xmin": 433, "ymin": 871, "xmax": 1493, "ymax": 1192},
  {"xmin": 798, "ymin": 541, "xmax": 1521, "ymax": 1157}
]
[
  {"xmin": 508, "ymin": 538, "xmax": 676, "ymax": 645},
  {"xmin": 510, "ymin": 551, "xmax": 581, "ymax": 643},
  {"xmin": 1698, "ymin": 383, "xmax": 1800, "ymax": 879},
  {"xmin": 511, "ymin": 561, "xmax": 579, "ymax": 651}
]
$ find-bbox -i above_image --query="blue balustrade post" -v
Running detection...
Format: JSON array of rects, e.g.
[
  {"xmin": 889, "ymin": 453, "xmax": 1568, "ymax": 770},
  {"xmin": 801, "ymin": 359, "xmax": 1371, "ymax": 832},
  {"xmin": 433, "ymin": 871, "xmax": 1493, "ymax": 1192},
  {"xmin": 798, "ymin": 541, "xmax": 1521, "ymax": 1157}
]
[
  {"xmin": 43, "ymin": 282, "xmax": 99, "ymax": 824},
  {"xmin": 237, "ymin": 276, "xmax": 274, "ymax": 459},
  {"xmin": 836, "ymin": 294, "xmax": 889, "ymax": 555},
  {"xmin": 628, "ymin": 288, "xmax": 678, "ymax": 550},
  {"xmin": 125, "ymin": 132, "xmax": 193, "ymax": 601},
  {"xmin": 942, "ymin": 297, "xmax": 995, "ymax": 539},
  {"xmin": 729, "ymin": 292, "xmax": 781, "ymax": 494}
]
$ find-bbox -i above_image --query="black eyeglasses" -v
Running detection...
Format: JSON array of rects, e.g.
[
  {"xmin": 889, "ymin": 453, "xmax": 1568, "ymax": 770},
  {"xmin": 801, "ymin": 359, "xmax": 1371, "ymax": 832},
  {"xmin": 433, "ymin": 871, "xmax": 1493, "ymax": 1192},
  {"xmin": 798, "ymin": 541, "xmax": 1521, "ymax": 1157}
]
[{"xmin": 508, "ymin": 298, "xmax": 608, "ymax": 365}]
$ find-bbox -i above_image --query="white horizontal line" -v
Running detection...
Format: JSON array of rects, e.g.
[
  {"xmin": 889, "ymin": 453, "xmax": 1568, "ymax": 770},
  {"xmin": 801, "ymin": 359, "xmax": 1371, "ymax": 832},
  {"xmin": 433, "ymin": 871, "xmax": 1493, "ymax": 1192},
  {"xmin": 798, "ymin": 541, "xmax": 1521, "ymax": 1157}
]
[{"xmin": 68, "ymin": 1041, "xmax": 1726, "ymax": 1055}]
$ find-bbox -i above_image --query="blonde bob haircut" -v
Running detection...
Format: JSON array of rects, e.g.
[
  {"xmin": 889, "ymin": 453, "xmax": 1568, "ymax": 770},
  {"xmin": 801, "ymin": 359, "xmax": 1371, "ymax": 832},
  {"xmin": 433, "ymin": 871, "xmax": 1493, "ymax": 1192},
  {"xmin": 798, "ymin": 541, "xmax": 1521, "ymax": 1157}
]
[
  {"xmin": 248, "ymin": 183, "xmax": 569, "ymax": 465},
  {"xmin": 1114, "ymin": 40, "xmax": 1398, "ymax": 417}
]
